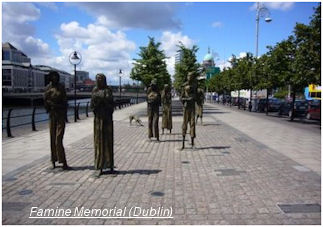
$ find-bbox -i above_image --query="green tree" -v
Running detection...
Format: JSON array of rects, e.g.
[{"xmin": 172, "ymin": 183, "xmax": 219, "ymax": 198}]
[
  {"xmin": 255, "ymin": 45, "xmax": 286, "ymax": 115},
  {"xmin": 222, "ymin": 67, "xmax": 235, "ymax": 104},
  {"xmin": 282, "ymin": 4, "xmax": 320, "ymax": 120},
  {"xmin": 231, "ymin": 53, "xmax": 255, "ymax": 109},
  {"xmin": 130, "ymin": 37, "xmax": 170, "ymax": 90},
  {"xmin": 173, "ymin": 43, "xmax": 200, "ymax": 92},
  {"xmin": 294, "ymin": 3, "xmax": 321, "ymax": 85}
]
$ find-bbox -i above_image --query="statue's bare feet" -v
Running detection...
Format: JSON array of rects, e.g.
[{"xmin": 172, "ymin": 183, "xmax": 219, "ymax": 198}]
[
  {"xmin": 62, "ymin": 163, "xmax": 72, "ymax": 170},
  {"xmin": 95, "ymin": 169, "xmax": 103, "ymax": 177}
]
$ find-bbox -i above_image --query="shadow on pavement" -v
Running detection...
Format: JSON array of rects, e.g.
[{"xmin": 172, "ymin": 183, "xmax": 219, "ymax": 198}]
[
  {"xmin": 69, "ymin": 166, "xmax": 95, "ymax": 171},
  {"xmin": 196, "ymin": 146, "xmax": 231, "ymax": 150},
  {"xmin": 202, "ymin": 123, "xmax": 222, "ymax": 126},
  {"xmin": 203, "ymin": 111, "xmax": 230, "ymax": 114},
  {"xmin": 161, "ymin": 139, "xmax": 185, "ymax": 142},
  {"xmin": 103, "ymin": 169, "xmax": 161, "ymax": 175}
]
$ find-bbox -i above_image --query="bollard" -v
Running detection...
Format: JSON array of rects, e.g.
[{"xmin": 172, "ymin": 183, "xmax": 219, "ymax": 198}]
[
  {"xmin": 32, "ymin": 107, "xmax": 37, "ymax": 131},
  {"xmin": 111, "ymin": 120, "xmax": 114, "ymax": 171},
  {"xmin": 6, "ymin": 109, "xmax": 13, "ymax": 137},
  {"xmin": 86, "ymin": 102, "xmax": 89, "ymax": 117},
  {"xmin": 77, "ymin": 103, "xmax": 81, "ymax": 120}
]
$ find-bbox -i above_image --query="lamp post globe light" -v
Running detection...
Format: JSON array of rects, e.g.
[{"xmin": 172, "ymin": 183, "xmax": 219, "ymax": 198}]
[
  {"xmin": 253, "ymin": 2, "xmax": 272, "ymax": 111},
  {"xmin": 255, "ymin": 2, "xmax": 272, "ymax": 58},
  {"xmin": 69, "ymin": 51, "xmax": 82, "ymax": 122}
]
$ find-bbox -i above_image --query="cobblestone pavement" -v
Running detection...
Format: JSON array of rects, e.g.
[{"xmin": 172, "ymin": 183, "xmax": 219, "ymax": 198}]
[
  {"xmin": 2, "ymin": 101, "xmax": 321, "ymax": 224},
  {"xmin": 205, "ymin": 102, "xmax": 321, "ymax": 174}
]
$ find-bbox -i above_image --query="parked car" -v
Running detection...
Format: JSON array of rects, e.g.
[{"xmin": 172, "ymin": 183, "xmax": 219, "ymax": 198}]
[
  {"xmin": 257, "ymin": 98, "xmax": 282, "ymax": 112},
  {"xmin": 231, "ymin": 97, "xmax": 238, "ymax": 106},
  {"xmin": 279, "ymin": 100, "xmax": 308, "ymax": 118},
  {"xmin": 231, "ymin": 97, "xmax": 248, "ymax": 109},
  {"xmin": 306, "ymin": 100, "xmax": 321, "ymax": 120},
  {"xmin": 239, "ymin": 98, "xmax": 248, "ymax": 110}
]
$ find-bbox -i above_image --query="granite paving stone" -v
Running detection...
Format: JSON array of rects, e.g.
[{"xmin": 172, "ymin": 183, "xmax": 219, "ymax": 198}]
[{"xmin": 2, "ymin": 100, "xmax": 320, "ymax": 224}]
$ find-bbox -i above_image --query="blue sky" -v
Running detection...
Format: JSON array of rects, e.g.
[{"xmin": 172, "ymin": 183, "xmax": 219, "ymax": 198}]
[{"xmin": 2, "ymin": 2, "xmax": 319, "ymax": 84}]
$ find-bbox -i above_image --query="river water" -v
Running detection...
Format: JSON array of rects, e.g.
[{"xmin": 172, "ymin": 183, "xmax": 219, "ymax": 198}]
[
  {"xmin": 2, "ymin": 99, "xmax": 92, "ymax": 129},
  {"xmin": 2, "ymin": 97, "xmax": 146, "ymax": 130}
]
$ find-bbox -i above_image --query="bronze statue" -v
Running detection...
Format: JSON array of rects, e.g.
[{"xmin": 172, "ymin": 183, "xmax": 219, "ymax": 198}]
[
  {"xmin": 161, "ymin": 84, "xmax": 172, "ymax": 134},
  {"xmin": 91, "ymin": 74, "xmax": 114, "ymax": 177},
  {"xmin": 196, "ymin": 87, "xmax": 205, "ymax": 125},
  {"xmin": 181, "ymin": 72, "xmax": 197, "ymax": 149},
  {"xmin": 147, "ymin": 79, "xmax": 161, "ymax": 141},
  {"xmin": 44, "ymin": 71, "xmax": 69, "ymax": 170}
]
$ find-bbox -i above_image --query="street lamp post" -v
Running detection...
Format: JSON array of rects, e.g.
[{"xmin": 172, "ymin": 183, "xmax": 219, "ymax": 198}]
[
  {"xmin": 253, "ymin": 2, "xmax": 272, "ymax": 111},
  {"xmin": 69, "ymin": 51, "xmax": 82, "ymax": 122},
  {"xmin": 119, "ymin": 69, "xmax": 122, "ymax": 99}
]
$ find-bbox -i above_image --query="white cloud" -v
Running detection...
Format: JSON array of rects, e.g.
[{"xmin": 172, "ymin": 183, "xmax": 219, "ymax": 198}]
[
  {"xmin": 211, "ymin": 21, "xmax": 223, "ymax": 28},
  {"xmin": 216, "ymin": 60, "xmax": 231, "ymax": 71},
  {"xmin": 35, "ymin": 2, "xmax": 58, "ymax": 11},
  {"xmin": 217, "ymin": 52, "xmax": 248, "ymax": 70},
  {"xmin": 73, "ymin": 2, "xmax": 181, "ymax": 30},
  {"xmin": 239, "ymin": 52, "xmax": 247, "ymax": 58},
  {"xmin": 2, "ymin": 2, "xmax": 138, "ymax": 83},
  {"xmin": 250, "ymin": 2, "xmax": 294, "ymax": 11},
  {"xmin": 54, "ymin": 20, "xmax": 136, "ymax": 81},
  {"xmin": 160, "ymin": 31, "xmax": 195, "ymax": 76},
  {"xmin": 2, "ymin": 3, "xmax": 52, "ymax": 60}
]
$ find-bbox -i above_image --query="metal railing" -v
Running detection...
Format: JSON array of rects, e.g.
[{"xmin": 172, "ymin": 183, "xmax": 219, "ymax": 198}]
[{"xmin": 2, "ymin": 97, "xmax": 146, "ymax": 137}]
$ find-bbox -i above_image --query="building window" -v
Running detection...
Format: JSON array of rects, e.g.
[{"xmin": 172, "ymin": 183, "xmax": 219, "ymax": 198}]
[
  {"xmin": 2, "ymin": 69, "xmax": 12, "ymax": 86},
  {"xmin": 2, "ymin": 51, "xmax": 10, "ymax": 60}
]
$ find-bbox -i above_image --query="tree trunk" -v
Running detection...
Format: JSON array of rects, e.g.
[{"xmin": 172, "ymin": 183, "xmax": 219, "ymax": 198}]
[
  {"xmin": 290, "ymin": 90, "xmax": 296, "ymax": 121},
  {"xmin": 249, "ymin": 88, "xmax": 252, "ymax": 112},
  {"xmin": 266, "ymin": 88, "xmax": 269, "ymax": 115},
  {"xmin": 238, "ymin": 90, "xmax": 240, "ymax": 109},
  {"xmin": 229, "ymin": 93, "xmax": 232, "ymax": 107}
]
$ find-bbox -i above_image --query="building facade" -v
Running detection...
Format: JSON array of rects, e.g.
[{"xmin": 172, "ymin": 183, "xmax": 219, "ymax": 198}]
[
  {"xmin": 2, "ymin": 42, "xmax": 47, "ymax": 92},
  {"xmin": 76, "ymin": 70, "xmax": 89, "ymax": 82},
  {"xmin": 2, "ymin": 42, "xmax": 73, "ymax": 92},
  {"xmin": 34, "ymin": 65, "xmax": 72, "ymax": 90},
  {"xmin": 202, "ymin": 48, "xmax": 220, "ymax": 80}
]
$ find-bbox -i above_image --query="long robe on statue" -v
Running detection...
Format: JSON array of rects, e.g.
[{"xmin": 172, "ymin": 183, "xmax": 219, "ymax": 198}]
[
  {"xmin": 161, "ymin": 84, "xmax": 172, "ymax": 131},
  {"xmin": 196, "ymin": 88, "xmax": 205, "ymax": 118},
  {"xmin": 43, "ymin": 71, "xmax": 68, "ymax": 166},
  {"xmin": 147, "ymin": 79, "xmax": 161, "ymax": 139},
  {"xmin": 91, "ymin": 74, "xmax": 114, "ymax": 170}
]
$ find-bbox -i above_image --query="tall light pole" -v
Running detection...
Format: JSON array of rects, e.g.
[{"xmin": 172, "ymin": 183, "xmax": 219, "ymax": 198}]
[
  {"xmin": 253, "ymin": 2, "xmax": 272, "ymax": 111},
  {"xmin": 119, "ymin": 69, "xmax": 122, "ymax": 99},
  {"xmin": 69, "ymin": 51, "xmax": 82, "ymax": 122}
]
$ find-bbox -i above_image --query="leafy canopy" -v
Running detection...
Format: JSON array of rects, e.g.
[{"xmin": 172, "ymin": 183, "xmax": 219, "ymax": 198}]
[{"xmin": 130, "ymin": 37, "xmax": 171, "ymax": 90}]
